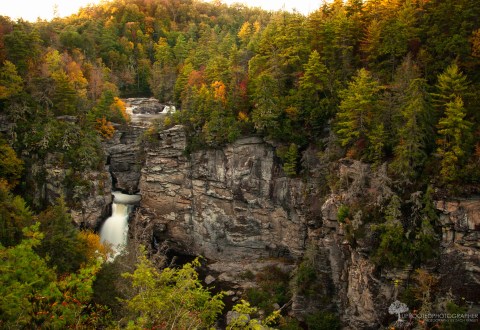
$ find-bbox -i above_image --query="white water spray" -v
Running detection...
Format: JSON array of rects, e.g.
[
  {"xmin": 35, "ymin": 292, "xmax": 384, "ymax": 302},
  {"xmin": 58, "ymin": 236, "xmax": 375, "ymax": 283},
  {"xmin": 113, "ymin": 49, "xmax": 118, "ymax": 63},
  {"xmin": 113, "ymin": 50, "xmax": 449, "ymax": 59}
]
[{"xmin": 100, "ymin": 192, "xmax": 140, "ymax": 258}]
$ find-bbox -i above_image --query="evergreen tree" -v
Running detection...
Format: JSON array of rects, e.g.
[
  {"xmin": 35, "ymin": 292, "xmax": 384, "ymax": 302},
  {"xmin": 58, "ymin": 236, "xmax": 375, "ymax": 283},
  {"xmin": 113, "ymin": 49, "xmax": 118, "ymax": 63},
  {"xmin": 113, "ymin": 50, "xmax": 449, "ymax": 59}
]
[
  {"xmin": 434, "ymin": 63, "xmax": 468, "ymax": 106},
  {"xmin": 436, "ymin": 97, "xmax": 472, "ymax": 183},
  {"xmin": 282, "ymin": 143, "xmax": 299, "ymax": 177},
  {"xmin": 335, "ymin": 68, "xmax": 383, "ymax": 157},
  {"xmin": 36, "ymin": 198, "xmax": 88, "ymax": 274},
  {"xmin": 0, "ymin": 60, "xmax": 23, "ymax": 100},
  {"xmin": 372, "ymin": 194, "xmax": 409, "ymax": 268},
  {"xmin": 390, "ymin": 78, "xmax": 430, "ymax": 182},
  {"xmin": 0, "ymin": 180, "xmax": 32, "ymax": 247}
]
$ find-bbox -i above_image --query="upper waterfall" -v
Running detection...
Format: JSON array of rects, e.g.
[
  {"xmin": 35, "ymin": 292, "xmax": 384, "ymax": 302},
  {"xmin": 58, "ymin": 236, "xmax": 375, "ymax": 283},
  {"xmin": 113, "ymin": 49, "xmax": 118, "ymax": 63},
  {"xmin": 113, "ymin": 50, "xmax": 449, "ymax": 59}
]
[{"xmin": 99, "ymin": 191, "xmax": 141, "ymax": 259}]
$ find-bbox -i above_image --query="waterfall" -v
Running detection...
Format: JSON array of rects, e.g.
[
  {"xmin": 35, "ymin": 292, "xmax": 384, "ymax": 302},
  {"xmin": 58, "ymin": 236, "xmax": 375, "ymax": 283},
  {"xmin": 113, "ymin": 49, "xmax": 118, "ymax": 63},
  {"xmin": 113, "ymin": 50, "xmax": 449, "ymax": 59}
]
[{"xmin": 100, "ymin": 192, "xmax": 141, "ymax": 258}]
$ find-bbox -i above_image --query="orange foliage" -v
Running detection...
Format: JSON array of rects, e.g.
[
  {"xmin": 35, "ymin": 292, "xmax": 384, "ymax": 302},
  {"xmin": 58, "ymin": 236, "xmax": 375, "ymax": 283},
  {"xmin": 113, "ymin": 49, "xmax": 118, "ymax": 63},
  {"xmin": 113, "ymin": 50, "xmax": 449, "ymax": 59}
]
[
  {"xmin": 78, "ymin": 230, "xmax": 111, "ymax": 262},
  {"xmin": 187, "ymin": 70, "xmax": 204, "ymax": 87},
  {"xmin": 95, "ymin": 117, "xmax": 115, "ymax": 139},
  {"xmin": 211, "ymin": 80, "xmax": 226, "ymax": 104},
  {"xmin": 110, "ymin": 96, "xmax": 130, "ymax": 122}
]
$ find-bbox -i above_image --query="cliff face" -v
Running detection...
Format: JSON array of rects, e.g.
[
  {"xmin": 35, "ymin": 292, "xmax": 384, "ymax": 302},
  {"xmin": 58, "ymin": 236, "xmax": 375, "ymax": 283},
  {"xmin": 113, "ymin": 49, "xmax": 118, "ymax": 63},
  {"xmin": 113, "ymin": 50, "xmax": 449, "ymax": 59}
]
[
  {"xmin": 103, "ymin": 125, "xmax": 144, "ymax": 194},
  {"xmin": 27, "ymin": 152, "xmax": 112, "ymax": 229},
  {"xmin": 135, "ymin": 125, "xmax": 307, "ymax": 261},
  {"xmin": 435, "ymin": 199, "xmax": 480, "ymax": 302},
  {"xmin": 130, "ymin": 125, "xmax": 480, "ymax": 328},
  {"xmin": 130, "ymin": 126, "xmax": 395, "ymax": 328}
]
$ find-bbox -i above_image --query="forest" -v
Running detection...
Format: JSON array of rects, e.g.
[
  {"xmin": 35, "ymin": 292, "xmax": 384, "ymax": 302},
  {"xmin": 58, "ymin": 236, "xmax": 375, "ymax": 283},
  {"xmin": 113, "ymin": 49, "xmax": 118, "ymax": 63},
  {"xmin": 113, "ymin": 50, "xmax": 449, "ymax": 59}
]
[{"xmin": 1, "ymin": 0, "xmax": 480, "ymax": 328}]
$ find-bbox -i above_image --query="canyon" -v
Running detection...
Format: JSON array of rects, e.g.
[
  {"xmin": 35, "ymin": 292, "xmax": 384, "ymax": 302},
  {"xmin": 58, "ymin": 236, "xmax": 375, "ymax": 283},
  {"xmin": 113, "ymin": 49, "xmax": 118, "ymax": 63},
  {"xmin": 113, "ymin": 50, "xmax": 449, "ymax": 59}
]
[{"xmin": 36, "ymin": 102, "xmax": 480, "ymax": 328}]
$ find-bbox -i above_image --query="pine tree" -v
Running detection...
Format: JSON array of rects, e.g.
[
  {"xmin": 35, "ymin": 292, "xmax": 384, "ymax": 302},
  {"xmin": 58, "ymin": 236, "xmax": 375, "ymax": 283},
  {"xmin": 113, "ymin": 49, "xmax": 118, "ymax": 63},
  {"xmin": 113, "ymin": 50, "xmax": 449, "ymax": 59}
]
[
  {"xmin": 434, "ymin": 63, "xmax": 468, "ymax": 106},
  {"xmin": 436, "ymin": 97, "xmax": 472, "ymax": 183},
  {"xmin": 283, "ymin": 143, "xmax": 299, "ymax": 177},
  {"xmin": 335, "ymin": 68, "xmax": 383, "ymax": 156},
  {"xmin": 390, "ymin": 78, "xmax": 430, "ymax": 182},
  {"xmin": 373, "ymin": 194, "xmax": 409, "ymax": 267}
]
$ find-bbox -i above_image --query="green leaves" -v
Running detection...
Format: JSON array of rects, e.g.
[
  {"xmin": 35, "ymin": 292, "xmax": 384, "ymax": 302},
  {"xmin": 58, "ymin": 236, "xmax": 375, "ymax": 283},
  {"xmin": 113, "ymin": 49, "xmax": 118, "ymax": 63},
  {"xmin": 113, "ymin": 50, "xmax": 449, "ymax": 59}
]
[
  {"xmin": 0, "ymin": 224, "xmax": 104, "ymax": 329},
  {"xmin": 123, "ymin": 251, "xmax": 225, "ymax": 329}
]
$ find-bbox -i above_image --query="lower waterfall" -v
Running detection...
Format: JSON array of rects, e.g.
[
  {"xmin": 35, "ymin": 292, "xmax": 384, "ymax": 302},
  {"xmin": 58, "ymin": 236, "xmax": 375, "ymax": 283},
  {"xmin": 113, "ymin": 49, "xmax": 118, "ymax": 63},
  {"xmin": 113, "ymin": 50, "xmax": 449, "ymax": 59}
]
[{"xmin": 100, "ymin": 191, "xmax": 141, "ymax": 258}]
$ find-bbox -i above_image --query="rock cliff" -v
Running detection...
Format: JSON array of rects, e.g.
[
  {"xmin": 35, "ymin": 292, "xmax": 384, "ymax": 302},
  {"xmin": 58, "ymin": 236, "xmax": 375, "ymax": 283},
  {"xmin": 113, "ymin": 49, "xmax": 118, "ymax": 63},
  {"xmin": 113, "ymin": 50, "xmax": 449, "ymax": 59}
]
[
  {"xmin": 135, "ymin": 125, "xmax": 307, "ymax": 261},
  {"xmin": 129, "ymin": 125, "xmax": 480, "ymax": 328},
  {"xmin": 103, "ymin": 125, "xmax": 144, "ymax": 194}
]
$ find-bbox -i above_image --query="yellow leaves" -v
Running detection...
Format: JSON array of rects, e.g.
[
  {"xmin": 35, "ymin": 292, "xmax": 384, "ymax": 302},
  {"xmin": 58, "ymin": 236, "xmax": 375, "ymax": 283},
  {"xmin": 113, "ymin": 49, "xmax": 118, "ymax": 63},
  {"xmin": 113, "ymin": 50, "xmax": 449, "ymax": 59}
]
[
  {"xmin": 238, "ymin": 111, "xmax": 249, "ymax": 122},
  {"xmin": 285, "ymin": 106, "xmax": 299, "ymax": 119},
  {"xmin": 66, "ymin": 61, "xmax": 88, "ymax": 97},
  {"xmin": 110, "ymin": 97, "xmax": 130, "ymax": 122},
  {"xmin": 78, "ymin": 230, "xmax": 111, "ymax": 262},
  {"xmin": 238, "ymin": 22, "xmax": 252, "ymax": 42},
  {"xmin": 253, "ymin": 21, "xmax": 261, "ymax": 34},
  {"xmin": 471, "ymin": 29, "xmax": 480, "ymax": 58},
  {"xmin": 0, "ymin": 140, "xmax": 24, "ymax": 189},
  {"xmin": 0, "ymin": 61, "xmax": 24, "ymax": 99},
  {"xmin": 95, "ymin": 117, "xmax": 115, "ymax": 139}
]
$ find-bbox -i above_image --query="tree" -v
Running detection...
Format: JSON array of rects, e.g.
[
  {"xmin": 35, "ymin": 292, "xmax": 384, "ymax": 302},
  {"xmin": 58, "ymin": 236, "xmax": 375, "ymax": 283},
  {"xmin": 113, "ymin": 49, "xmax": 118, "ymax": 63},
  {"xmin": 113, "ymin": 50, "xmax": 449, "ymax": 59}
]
[
  {"xmin": 372, "ymin": 194, "xmax": 409, "ymax": 267},
  {"xmin": 335, "ymin": 68, "xmax": 383, "ymax": 156},
  {"xmin": 226, "ymin": 300, "xmax": 280, "ymax": 330},
  {"xmin": 436, "ymin": 97, "xmax": 472, "ymax": 183},
  {"xmin": 251, "ymin": 72, "xmax": 281, "ymax": 136},
  {"xmin": 4, "ymin": 21, "xmax": 41, "ymax": 74},
  {"xmin": 434, "ymin": 63, "xmax": 468, "ymax": 106},
  {"xmin": 0, "ymin": 180, "xmax": 32, "ymax": 247},
  {"xmin": 390, "ymin": 78, "xmax": 430, "ymax": 182},
  {"xmin": 282, "ymin": 143, "xmax": 299, "ymax": 177},
  {"xmin": 51, "ymin": 70, "xmax": 77, "ymax": 116},
  {"xmin": 0, "ymin": 224, "xmax": 106, "ymax": 328},
  {"xmin": 0, "ymin": 139, "xmax": 24, "ymax": 189},
  {"xmin": 0, "ymin": 60, "xmax": 23, "ymax": 100},
  {"xmin": 122, "ymin": 250, "xmax": 224, "ymax": 329},
  {"xmin": 36, "ymin": 198, "xmax": 89, "ymax": 274},
  {"xmin": 298, "ymin": 50, "xmax": 334, "ymax": 135}
]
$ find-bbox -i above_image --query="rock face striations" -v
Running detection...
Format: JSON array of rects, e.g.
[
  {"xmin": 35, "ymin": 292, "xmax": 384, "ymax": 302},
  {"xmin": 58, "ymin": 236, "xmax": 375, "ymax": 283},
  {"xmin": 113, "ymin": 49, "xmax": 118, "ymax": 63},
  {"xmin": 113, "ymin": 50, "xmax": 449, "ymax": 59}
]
[
  {"xmin": 135, "ymin": 125, "xmax": 307, "ymax": 262},
  {"xmin": 103, "ymin": 125, "xmax": 144, "ymax": 194}
]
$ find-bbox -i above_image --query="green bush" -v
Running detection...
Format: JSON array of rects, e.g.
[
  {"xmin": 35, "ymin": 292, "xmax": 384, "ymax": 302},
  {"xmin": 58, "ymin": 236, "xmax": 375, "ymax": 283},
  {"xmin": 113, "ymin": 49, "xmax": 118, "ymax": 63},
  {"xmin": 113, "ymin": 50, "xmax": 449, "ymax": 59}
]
[{"xmin": 337, "ymin": 205, "xmax": 350, "ymax": 223}]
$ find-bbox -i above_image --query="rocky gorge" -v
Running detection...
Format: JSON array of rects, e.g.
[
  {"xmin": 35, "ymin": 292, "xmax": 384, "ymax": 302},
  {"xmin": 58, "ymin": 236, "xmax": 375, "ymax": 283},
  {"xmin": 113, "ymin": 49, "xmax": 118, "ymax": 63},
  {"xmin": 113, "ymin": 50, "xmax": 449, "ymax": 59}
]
[
  {"xmin": 98, "ymin": 112, "xmax": 479, "ymax": 328},
  {"xmin": 34, "ymin": 100, "xmax": 479, "ymax": 328}
]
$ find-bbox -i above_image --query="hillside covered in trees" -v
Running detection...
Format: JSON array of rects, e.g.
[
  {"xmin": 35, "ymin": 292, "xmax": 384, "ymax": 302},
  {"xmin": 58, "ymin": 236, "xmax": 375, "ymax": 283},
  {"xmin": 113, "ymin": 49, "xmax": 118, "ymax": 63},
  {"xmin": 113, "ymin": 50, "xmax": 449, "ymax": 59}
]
[{"xmin": 1, "ymin": 0, "xmax": 480, "ymax": 328}]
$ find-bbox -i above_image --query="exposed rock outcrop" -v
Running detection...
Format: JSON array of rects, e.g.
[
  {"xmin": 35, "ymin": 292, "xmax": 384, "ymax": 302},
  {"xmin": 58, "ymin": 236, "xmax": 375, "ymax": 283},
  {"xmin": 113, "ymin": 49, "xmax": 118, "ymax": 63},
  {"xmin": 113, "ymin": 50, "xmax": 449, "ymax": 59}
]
[
  {"xmin": 127, "ymin": 124, "xmax": 480, "ymax": 328},
  {"xmin": 103, "ymin": 125, "xmax": 144, "ymax": 193},
  {"xmin": 124, "ymin": 97, "xmax": 165, "ymax": 114},
  {"xmin": 435, "ymin": 198, "xmax": 480, "ymax": 301},
  {"xmin": 30, "ymin": 152, "xmax": 112, "ymax": 228},
  {"xmin": 135, "ymin": 126, "xmax": 308, "ymax": 262}
]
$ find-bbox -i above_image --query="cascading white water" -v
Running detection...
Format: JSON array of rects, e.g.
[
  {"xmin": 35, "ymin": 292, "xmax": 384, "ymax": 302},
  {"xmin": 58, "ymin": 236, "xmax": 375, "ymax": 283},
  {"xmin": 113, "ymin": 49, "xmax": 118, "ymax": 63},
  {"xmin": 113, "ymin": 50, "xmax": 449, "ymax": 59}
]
[{"xmin": 100, "ymin": 192, "xmax": 141, "ymax": 258}]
